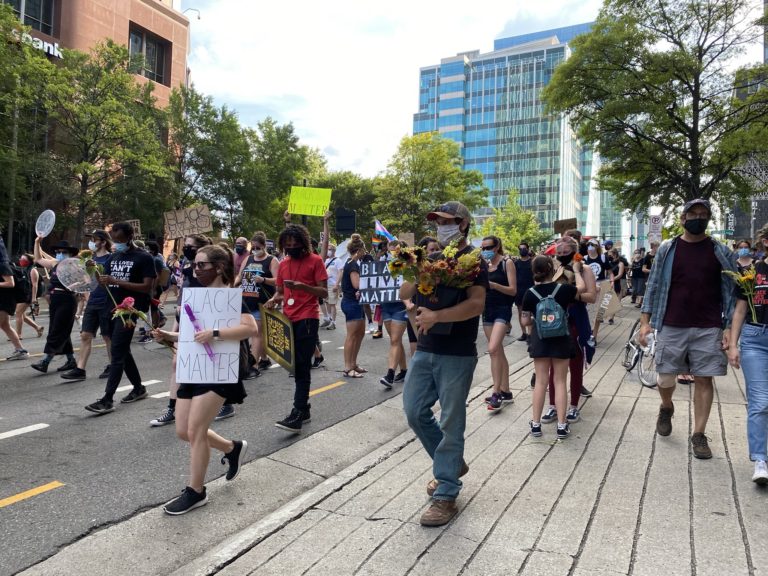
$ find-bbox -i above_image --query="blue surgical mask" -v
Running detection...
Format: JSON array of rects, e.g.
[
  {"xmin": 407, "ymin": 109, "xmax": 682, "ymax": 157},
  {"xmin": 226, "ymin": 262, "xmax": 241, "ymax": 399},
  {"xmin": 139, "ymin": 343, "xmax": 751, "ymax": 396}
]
[
  {"xmin": 55, "ymin": 253, "xmax": 67, "ymax": 262},
  {"xmin": 737, "ymin": 248, "xmax": 751, "ymax": 258},
  {"xmin": 481, "ymin": 250, "xmax": 495, "ymax": 260},
  {"xmin": 113, "ymin": 242, "xmax": 129, "ymax": 253}
]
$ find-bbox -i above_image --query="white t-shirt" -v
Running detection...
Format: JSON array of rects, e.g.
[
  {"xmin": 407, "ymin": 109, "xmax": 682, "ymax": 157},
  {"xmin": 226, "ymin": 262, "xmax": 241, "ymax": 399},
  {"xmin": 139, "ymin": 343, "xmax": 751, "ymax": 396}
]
[{"xmin": 325, "ymin": 256, "xmax": 344, "ymax": 288}]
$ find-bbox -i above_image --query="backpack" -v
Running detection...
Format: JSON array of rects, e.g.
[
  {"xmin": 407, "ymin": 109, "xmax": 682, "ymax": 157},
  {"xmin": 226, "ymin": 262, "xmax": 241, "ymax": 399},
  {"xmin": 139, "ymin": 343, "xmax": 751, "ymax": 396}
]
[
  {"xmin": 11, "ymin": 264, "xmax": 31, "ymax": 300},
  {"xmin": 530, "ymin": 284, "xmax": 569, "ymax": 339}
]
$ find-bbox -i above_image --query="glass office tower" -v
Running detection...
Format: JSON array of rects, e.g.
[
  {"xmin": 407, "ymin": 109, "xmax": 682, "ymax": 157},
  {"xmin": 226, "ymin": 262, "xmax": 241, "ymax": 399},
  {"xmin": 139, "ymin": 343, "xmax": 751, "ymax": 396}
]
[{"xmin": 414, "ymin": 23, "xmax": 624, "ymax": 239}]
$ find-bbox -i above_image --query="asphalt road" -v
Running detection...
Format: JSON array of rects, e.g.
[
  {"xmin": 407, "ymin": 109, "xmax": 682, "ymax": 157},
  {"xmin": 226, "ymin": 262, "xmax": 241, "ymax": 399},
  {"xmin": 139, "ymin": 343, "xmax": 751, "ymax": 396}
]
[{"xmin": 0, "ymin": 305, "xmax": 517, "ymax": 575}]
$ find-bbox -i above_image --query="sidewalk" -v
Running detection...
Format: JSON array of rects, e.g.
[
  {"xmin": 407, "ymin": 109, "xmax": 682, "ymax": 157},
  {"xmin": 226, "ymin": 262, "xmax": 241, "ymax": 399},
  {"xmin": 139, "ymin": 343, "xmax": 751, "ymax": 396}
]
[{"xmin": 20, "ymin": 310, "xmax": 765, "ymax": 576}]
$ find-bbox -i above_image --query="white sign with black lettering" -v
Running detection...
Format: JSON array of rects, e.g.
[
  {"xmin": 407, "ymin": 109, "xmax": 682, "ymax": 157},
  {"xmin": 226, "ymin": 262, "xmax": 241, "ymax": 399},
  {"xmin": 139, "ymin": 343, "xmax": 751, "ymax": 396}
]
[
  {"xmin": 176, "ymin": 288, "xmax": 241, "ymax": 384},
  {"xmin": 358, "ymin": 261, "xmax": 402, "ymax": 304}
]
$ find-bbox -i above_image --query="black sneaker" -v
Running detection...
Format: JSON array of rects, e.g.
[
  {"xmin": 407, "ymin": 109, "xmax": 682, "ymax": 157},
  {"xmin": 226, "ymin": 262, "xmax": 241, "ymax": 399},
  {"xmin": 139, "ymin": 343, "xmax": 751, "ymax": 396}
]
[
  {"xmin": 529, "ymin": 421, "xmax": 542, "ymax": 437},
  {"xmin": 302, "ymin": 404, "xmax": 311, "ymax": 423},
  {"xmin": 31, "ymin": 361, "xmax": 49, "ymax": 373},
  {"xmin": 244, "ymin": 367, "xmax": 260, "ymax": 380},
  {"xmin": 61, "ymin": 367, "xmax": 86, "ymax": 381},
  {"xmin": 57, "ymin": 359, "xmax": 77, "ymax": 372},
  {"xmin": 150, "ymin": 407, "xmax": 175, "ymax": 427},
  {"xmin": 580, "ymin": 386, "xmax": 593, "ymax": 398},
  {"xmin": 557, "ymin": 423, "xmax": 571, "ymax": 440},
  {"xmin": 99, "ymin": 365, "xmax": 111, "ymax": 379},
  {"xmin": 257, "ymin": 359, "xmax": 272, "ymax": 371},
  {"xmin": 371, "ymin": 330, "xmax": 384, "ymax": 339},
  {"xmin": 138, "ymin": 334, "xmax": 153, "ymax": 344},
  {"xmin": 380, "ymin": 369, "xmax": 395, "ymax": 389},
  {"xmin": 163, "ymin": 486, "xmax": 207, "ymax": 515},
  {"xmin": 120, "ymin": 386, "xmax": 148, "ymax": 403},
  {"xmin": 215, "ymin": 404, "xmax": 235, "ymax": 420},
  {"xmin": 311, "ymin": 355, "xmax": 324, "ymax": 369},
  {"xmin": 517, "ymin": 333, "xmax": 528, "ymax": 342},
  {"xmin": 394, "ymin": 370, "xmax": 407, "ymax": 383},
  {"xmin": 275, "ymin": 409, "xmax": 303, "ymax": 433},
  {"xmin": 85, "ymin": 399, "xmax": 114, "ymax": 414},
  {"xmin": 221, "ymin": 440, "xmax": 248, "ymax": 481}
]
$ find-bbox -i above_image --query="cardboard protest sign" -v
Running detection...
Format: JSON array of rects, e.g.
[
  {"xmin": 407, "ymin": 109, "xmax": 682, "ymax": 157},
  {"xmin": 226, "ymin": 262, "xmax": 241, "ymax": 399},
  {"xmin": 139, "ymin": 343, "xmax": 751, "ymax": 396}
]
[
  {"xmin": 262, "ymin": 307, "xmax": 294, "ymax": 371},
  {"xmin": 593, "ymin": 281, "xmax": 622, "ymax": 327},
  {"xmin": 399, "ymin": 232, "xmax": 415, "ymax": 247},
  {"xmin": 553, "ymin": 218, "xmax": 578, "ymax": 235},
  {"xmin": 288, "ymin": 186, "xmax": 332, "ymax": 217},
  {"xmin": 164, "ymin": 205, "xmax": 213, "ymax": 239},
  {"xmin": 176, "ymin": 288, "xmax": 242, "ymax": 384},
  {"xmin": 358, "ymin": 261, "xmax": 402, "ymax": 304}
]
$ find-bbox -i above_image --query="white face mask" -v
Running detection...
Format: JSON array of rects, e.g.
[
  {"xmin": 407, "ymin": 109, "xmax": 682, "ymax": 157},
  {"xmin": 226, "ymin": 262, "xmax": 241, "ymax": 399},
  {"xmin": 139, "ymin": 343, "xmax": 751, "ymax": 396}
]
[
  {"xmin": 88, "ymin": 241, "xmax": 98, "ymax": 252},
  {"xmin": 437, "ymin": 223, "xmax": 462, "ymax": 246}
]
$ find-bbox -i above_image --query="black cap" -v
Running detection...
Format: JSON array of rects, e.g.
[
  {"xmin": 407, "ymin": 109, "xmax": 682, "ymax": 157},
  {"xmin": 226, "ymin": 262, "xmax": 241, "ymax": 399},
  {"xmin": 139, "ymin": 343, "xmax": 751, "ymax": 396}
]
[
  {"xmin": 682, "ymin": 198, "xmax": 712, "ymax": 216},
  {"xmin": 50, "ymin": 240, "xmax": 79, "ymax": 255}
]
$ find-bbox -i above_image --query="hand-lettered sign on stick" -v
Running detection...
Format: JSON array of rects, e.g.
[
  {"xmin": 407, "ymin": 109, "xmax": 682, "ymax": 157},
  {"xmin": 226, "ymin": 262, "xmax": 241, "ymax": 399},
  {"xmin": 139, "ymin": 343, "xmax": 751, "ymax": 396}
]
[
  {"xmin": 358, "ymin": 261, "xmax": 402, "ymax": 304},
  {"xmin": 288, "ymin": 186, "xmax": 332, "ymax": 217},
  {"xmin": 262, "ymin": 307, "xmax": 295, "ymax": 371},
  {"xmin": 164, "ymin": 205, "xmax": 213, "ymax": 239},
  {"xmin": 176, "ymin": 288, "xmax": 242, "ymax": 384}
]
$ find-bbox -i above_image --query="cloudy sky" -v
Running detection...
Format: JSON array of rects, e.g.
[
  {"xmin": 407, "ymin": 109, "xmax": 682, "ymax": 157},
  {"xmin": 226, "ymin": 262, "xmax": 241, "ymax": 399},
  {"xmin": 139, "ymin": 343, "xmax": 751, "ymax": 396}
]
[{"xmin": 183, "ymin": 0, "xmax": 605, "ymax": 177}]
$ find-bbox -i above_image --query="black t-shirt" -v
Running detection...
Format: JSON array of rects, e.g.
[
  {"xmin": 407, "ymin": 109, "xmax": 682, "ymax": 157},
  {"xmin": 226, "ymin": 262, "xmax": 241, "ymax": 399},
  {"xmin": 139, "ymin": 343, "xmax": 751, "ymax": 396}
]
[
  {"xmin": 630, "ymin": 257, "xmax": 645, "ymax": 279},
  {"xmin": 341, "ymin": 259, "xmax": 360, "ymax": 301},
  {"xmin": 737, "ymin": 260, "xmax": 768, "ymax": 325},
  {"xmin": 642, "ymin": 252, "xmax": 655, "ymax": 274},
  {"xmin": 107, "ymin": 248, "xmax": 157, "ymax": 312},
  {"xmin": 521, "ymin": 282, "xmax": 578, "ymax": 316},
  {"xmin": 515, "ymin": 258, "xmax": 534, "ymax": 293},
  {"xmin": 662, "ymin": 238, "xmax": 722, "ymax": 328},
  {"xmin": 416, "ymin": 246, "xmax": 489, "ymax": 357},
  {"xmin": 585, "ymin": 255, "xmax": 610, "ymax": 281}
]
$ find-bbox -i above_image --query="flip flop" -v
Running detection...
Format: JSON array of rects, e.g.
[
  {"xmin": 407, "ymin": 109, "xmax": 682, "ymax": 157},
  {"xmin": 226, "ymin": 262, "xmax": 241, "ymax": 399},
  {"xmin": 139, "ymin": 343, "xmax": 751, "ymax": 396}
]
[{"xmin": 343, "ymin": 369, "xmax": 364, "ymax": 378}]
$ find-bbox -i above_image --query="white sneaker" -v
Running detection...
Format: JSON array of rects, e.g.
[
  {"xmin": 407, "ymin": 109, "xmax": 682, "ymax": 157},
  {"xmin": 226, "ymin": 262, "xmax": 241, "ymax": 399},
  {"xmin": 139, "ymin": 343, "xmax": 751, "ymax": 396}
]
[
  {"xmin": 319, "ymin": 318, "xmax": 330, "ymax": 328},
  {"xmin": 367, "ymin": 322, "xmax": 375, "ymax": 333},
  {"xmin": 753, "ymin": 460, "xmax": 768, "ymax": 485},
  {"xmin": 326, "ymin": 321, "xmax": 336, "ymax": 330}
]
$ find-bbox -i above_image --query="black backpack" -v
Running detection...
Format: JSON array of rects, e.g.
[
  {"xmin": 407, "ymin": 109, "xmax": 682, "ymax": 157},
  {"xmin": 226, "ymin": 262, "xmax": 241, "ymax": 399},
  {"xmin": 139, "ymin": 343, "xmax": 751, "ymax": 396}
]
[{"xmin": 11, "ymin": 264, "xmax": 31, "ymax": 300}]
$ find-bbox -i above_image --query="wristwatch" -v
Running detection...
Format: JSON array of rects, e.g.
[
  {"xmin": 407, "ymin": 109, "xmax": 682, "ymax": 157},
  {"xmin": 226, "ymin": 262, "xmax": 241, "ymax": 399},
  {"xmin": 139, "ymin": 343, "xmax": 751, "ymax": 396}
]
[{"xmin": 213, "ymin": 329, "xmax": 221, "ymax": 340}]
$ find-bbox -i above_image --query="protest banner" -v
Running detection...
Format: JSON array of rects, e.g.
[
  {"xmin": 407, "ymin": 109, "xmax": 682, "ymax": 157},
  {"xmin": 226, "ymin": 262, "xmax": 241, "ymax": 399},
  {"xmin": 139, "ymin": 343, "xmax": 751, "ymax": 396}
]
[
  {"xmin": 126, "ymin": 219, "xmax": 142, "ymax": 238},
  {"xmin": 553, "ymin": 218, "xmax": 578, "ymax": 235},
  {"xmin": 176, "ymin": 288, "xmax": 242, "ymax": 384},
  {"xmin": 262, "ymin": 307, "xmax": 295, "ymax": 371},
  {"xmin": 593, "ymin": 281, "xmax": 622, "ymax": 327},
  {"xmin": 164, "ymin": 205, "xmax": 213, "ymax": 239},
  {"xmin": 399, "ymin": 232, "xmax": 415, "ymax": 247},
  {"xmin": 358, "ymin": 260, "xmax": 402, "ymax": 304},
  {"xmin": 288, "ymin": 186, "xmax": 332, "ymax": 217}
]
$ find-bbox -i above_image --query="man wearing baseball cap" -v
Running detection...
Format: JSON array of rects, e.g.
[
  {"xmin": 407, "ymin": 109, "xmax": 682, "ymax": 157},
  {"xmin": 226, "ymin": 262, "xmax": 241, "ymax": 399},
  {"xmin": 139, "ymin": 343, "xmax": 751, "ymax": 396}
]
[
  {"xmin": 639, "ymin": 198, "xmax": 737, "ymax": 459},
  {"xmin": 400, "ymin": 200, "xmax": 489, "ymax": 526}
]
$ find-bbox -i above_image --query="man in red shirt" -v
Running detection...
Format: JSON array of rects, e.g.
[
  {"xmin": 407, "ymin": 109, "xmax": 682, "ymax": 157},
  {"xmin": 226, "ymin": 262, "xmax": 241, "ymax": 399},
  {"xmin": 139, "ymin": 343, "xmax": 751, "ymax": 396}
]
[{"xmin": 265, "ymin": 224, "xmax": 328, "ymax": 433}]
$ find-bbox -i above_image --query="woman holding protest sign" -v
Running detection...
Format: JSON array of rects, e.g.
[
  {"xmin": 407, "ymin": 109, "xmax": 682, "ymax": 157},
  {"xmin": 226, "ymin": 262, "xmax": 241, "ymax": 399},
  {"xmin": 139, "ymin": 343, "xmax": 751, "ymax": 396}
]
[
  {"xmin": 153, "ymin": 244, "xmax": 257, "ymax": 515},
  {"xmin": 340, "ymin": 236, "xmax": 367, "ymax": 379}
]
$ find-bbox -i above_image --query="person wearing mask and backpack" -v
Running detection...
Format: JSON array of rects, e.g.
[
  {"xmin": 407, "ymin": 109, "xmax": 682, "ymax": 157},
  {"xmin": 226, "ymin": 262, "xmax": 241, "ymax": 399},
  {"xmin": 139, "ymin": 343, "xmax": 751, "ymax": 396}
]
[
  {"xmin": 522, "ymin": 255, "xmax": 585, "ymax": 440},
  {"xmin": 1, "ymin": 254, "xmax": 28, "ymax": 361},
  {"xmin": 12, "ymin": 254, "xmax": 44, "ymax": 340}
]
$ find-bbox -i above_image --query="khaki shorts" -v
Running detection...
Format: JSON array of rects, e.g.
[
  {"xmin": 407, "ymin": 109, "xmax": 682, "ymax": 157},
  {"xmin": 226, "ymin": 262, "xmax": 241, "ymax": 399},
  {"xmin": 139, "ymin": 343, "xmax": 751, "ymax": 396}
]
[
  {"xmin": 325, "ymin": 289, "xmax": 338, "ymax": 305},
  {"xmin": 655, "ymin": 326, "xmax": 727, "ymax": 377}
]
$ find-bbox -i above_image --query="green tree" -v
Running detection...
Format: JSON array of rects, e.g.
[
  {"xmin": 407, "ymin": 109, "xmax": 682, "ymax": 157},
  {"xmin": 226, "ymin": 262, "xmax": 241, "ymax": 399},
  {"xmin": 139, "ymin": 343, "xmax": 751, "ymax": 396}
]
[
  {"xmin": 543, "ymin": 0, "xmax": 768, "ymax": 214},
  {"xmin": 373, "ymin": 133, "xmax": 488, "ymax": 239},
  {"xmin": 314, "ymin": 170, "xmax": 377, "ymax": 241},
  {"xmin": 479, "ymin": 190, "xmax": 552, "ymax": 251},
  {"xmin": 44, "ymin": 40, "xmax": 171, "ymax": 240}
]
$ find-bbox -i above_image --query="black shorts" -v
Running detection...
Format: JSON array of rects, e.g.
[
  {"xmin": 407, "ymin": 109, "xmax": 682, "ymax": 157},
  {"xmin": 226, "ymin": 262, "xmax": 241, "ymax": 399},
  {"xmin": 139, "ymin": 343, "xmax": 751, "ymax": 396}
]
[
  {"xmin": 0, "ymin": 290, "xmax": 16, "ymax": 314},
  {"xmin": 81, "ymin": 303, "xmax": 111, "ymax": 336},
  {"xmin": 177, "ymin": 382, "xmax": 247, "ymax": 404}
]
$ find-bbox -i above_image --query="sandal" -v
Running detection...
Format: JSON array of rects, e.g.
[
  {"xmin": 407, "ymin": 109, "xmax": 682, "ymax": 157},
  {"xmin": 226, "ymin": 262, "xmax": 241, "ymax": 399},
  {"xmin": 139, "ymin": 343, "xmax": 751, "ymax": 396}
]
[
  {"xmin": 354, "ymin": 366, "xmax": 368, "ymax": 373},
  {"xmin": 343, "ymin": 369, "xmax": 364, "ymax": 378}
]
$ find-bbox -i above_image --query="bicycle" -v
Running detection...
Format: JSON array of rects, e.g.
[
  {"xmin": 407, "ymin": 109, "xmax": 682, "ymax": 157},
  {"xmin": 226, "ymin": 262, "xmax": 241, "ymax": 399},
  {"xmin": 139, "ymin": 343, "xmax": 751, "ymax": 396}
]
[{"xmin": 621, "ymin": 317, "xmax": 658, "ymax": 388}]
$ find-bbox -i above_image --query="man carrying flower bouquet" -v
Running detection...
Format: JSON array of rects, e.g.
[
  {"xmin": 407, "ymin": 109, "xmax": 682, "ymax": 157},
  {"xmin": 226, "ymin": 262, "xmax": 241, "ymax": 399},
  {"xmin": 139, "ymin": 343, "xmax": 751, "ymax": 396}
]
[
  {"xmin": 398, "ymin": 201, "xmax": 488, "ymax": 527},
  {"xmin": 86, "ymin": 222, "xmax": 156, "ymax": 415}
]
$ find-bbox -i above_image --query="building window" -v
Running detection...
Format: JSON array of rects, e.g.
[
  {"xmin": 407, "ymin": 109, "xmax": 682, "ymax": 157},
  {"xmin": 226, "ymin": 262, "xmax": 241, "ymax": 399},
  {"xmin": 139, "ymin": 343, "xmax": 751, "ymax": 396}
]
[
  {"xmin": 128, "ymin": 25, "xmax": 170, "ymax": 86},
  {"xmin": 2, "ymin": 0, "xmax": 54, "ymax": 35}
]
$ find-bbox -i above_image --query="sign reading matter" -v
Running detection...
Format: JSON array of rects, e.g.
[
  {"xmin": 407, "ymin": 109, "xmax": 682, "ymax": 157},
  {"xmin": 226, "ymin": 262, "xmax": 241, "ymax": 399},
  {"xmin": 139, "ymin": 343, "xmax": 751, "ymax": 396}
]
[
  {"xmin": 164, "ymin": 206, "xmax": 213, "ymax": 239},
  {"xmin": 262, "ymin": 307, "xmax": 295, "ymax": 371},
  {"xmin": 176, "ymin": 288, "xmax": 242, "ymax": 384},
  {"xmin": 288, "ymin": 186, "xmax": 332, "ymax": 217},
  {"xmin": 358, "ymin": 261, "xmax": 402, "ymax": 304}
]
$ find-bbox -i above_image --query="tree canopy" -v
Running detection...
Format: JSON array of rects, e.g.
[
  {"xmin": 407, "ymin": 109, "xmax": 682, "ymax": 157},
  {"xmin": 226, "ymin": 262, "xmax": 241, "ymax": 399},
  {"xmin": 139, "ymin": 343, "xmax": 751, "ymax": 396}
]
[
  {"xmin": 543, "ymin": 0, "xmax": 768, "ymax": 215},
  {"xmin": 479, "ymin": 191, "xmax": 552, "ymax": 252}
]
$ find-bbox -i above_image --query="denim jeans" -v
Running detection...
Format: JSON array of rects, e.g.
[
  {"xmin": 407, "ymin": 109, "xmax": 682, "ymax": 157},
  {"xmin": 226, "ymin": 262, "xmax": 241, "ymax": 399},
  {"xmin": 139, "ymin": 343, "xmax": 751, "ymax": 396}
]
[
  {"xmin": 293, "ymin": 318, "xmax": 319, "ymax": 412},
  {"xmin": 740, "ymin": 323, "xmax": 768, "ymax": 461},
  {"xmin": 102, "ymin": 317, "xmax": 142, "ymax": 402},
  {"xmin": 403, "ymin": 351, "xmax": 477, "ymax": 501}
]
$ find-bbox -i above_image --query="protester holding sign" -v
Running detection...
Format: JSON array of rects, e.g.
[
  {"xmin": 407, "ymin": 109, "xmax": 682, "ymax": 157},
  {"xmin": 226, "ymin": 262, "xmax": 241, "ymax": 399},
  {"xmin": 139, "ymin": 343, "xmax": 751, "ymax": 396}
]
[
  {"xmin": 265, "ymin": 224, "xmax": 328, "ymax": 434},
  {"xmin": 30, "ymin": 238, "xmax": 79, "ymax": 372},
  {"xmin": 152, "ymin": 245, "xmax": 257, "ymax": 515},
  {"xmin": 85, "ymin": 222, "xmax": 156, "ymax": 415}
]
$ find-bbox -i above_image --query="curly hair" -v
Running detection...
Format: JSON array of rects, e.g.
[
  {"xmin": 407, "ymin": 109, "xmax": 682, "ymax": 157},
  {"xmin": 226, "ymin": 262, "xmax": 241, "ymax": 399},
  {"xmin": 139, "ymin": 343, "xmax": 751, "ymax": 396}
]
[{"xmin": 277, "ymin": 224, "xmax": 312, "ymax": 257}]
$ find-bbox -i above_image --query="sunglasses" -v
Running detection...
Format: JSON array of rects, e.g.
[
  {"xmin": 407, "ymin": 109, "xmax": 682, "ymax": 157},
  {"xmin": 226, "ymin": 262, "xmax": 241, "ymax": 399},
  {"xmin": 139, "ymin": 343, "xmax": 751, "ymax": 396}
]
[
  {"xmin": 193, "ymin": 261, "xmax": 214, "ymax": 270},
  {"xmin": 481, "ymin": 244, "xmax": 496, "ymax": 250}
]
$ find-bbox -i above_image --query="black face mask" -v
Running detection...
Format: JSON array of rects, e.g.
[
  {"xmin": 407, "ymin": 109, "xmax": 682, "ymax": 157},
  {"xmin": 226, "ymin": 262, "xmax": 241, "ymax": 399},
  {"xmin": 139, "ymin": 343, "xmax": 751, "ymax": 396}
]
[
  {"xmin": 683, "ymin": 218, "xmax": 708, "ymax": 235},
  {"xmin": 557, "ymin": 253, "xmax": 575, "ymax": 266},
  {"xmin": 519, "ymin": 248, "xmax": 529, "ymax": 257},
  {"xmin": 182, "ymin": 246, "xmax": 197, "ymax": 261},
  {"xmin": 285, "ymin": 247, "xmax": 303, "ymax": 259},
  {"xmin": 234, "ymin": 246, "xmax": 246, "ymax": 255},
  {"xmin": 194, "ymin": 268, "xmax": 218, "ymax": 287}
]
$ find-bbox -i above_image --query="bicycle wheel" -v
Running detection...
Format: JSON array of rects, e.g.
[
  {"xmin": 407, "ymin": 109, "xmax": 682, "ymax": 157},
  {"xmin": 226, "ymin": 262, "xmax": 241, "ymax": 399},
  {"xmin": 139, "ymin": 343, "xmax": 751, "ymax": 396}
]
[
  {"xmin": 621, "ymin": 318, "xmax": 641, "ymax": 371},
  {"xmin": 638, "ymin": 349, "xmax": 658, "ymax": 388}
]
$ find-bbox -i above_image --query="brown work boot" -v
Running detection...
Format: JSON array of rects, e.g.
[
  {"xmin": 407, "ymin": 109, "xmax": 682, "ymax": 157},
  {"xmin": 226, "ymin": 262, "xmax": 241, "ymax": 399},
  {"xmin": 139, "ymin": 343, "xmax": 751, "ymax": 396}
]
[
  {"xmin": 691, "ymin": 433, "xmax": 712, "ymax": 459},
  {"xmin": 420, "ymin": 499, "xmax": 458, "ymax": 527},
  {"xmin": 656, "ymin": 404, "xmax": 674, "ymax": 437},
  {"xmin": 426, "ymin": 461, "xmax": 469, "ymax": 496}
]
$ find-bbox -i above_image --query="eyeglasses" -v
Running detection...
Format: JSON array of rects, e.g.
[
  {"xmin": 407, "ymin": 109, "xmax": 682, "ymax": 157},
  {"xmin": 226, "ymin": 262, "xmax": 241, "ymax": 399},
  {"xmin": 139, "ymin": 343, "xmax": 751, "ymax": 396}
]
[
  {"xmin": 193, "ymin": 261, "xmax": 214, "ymax": 270},
  {"xmin": 481, "ymin": 245, "xmax": 496, "ymax": 250}
]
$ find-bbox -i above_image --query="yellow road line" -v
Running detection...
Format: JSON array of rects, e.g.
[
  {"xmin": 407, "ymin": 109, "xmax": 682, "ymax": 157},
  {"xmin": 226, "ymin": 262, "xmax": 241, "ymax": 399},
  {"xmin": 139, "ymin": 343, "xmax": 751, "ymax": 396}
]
[
  {"xmin": 0, "ymin": 344, "xmax": 107, "ymax": 363},
  {"xmin": 309, "ymin": 380, "xmax": 346, "ymax": 397},
  {"xmin": 0, "ymin": 481, "xmax": 65, "ymax": 509}
]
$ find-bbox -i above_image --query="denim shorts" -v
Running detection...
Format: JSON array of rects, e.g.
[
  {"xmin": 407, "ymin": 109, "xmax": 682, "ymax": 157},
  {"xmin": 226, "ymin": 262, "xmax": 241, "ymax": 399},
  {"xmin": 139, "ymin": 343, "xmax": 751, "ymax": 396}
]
[
  {"xmin": 482, "ymin": 304, "xmax": 512, "ymax": 326},
  {"xmin": 381, "ymin": 302, "xmax": 407, "ymax": 324},
  {"xmin": 249, "ymin": 308, "xmax": 261, "ymax": 322},
  {"xmin": 341, "ymin": 297, "xmax": 364, "ymax": 321}
]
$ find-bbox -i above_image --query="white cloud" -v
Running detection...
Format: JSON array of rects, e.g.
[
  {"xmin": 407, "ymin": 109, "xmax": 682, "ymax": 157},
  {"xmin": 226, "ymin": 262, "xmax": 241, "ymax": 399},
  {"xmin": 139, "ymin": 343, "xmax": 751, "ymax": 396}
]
[{"xmin": 183, "ymin": 0, "xmax": 763, "ymax": 178}]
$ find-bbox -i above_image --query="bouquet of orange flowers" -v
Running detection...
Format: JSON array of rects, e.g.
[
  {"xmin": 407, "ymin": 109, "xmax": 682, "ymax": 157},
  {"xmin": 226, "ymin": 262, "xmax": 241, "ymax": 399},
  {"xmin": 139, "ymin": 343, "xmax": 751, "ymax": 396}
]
[
  {"xmin": 388, "ymin": 243, "xmax": 482, "ymax": 299},
  {"xmin": 724, "ymin": 266, "xmax": 758, "ymax": 323}
]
